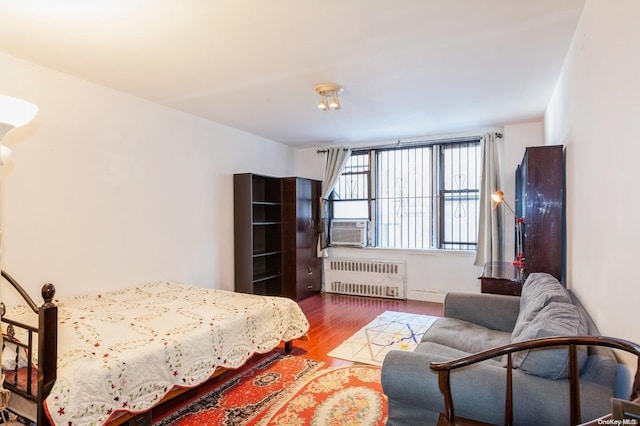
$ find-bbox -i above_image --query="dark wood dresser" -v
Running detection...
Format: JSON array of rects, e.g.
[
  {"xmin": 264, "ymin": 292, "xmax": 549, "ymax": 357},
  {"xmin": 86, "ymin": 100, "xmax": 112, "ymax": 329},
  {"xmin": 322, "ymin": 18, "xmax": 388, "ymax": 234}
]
[{"xmin": 479, "ymin": 262, "xmax": 524, "ymax": 296}]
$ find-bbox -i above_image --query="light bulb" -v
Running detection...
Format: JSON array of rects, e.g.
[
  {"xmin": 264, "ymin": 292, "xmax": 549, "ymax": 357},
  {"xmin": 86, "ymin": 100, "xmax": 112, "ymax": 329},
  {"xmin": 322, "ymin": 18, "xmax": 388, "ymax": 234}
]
[
  {"xmin": 0, "ymin": 145, "xmax": 12, "ymax": 165},
  {"xmin": 317, "ymin": 95, "xmax": 328, "ymax": 110},
  {"xmin": 329, "ymin": 93, "xmax": 340, "ymax": 109}
]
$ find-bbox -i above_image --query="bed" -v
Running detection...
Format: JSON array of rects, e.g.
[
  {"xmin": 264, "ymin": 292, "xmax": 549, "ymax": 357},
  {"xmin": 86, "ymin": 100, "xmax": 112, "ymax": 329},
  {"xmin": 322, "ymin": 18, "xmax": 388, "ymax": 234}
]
[{"xmin": 0, "ymin": 270, "xmax": 310, "ymax": 425}]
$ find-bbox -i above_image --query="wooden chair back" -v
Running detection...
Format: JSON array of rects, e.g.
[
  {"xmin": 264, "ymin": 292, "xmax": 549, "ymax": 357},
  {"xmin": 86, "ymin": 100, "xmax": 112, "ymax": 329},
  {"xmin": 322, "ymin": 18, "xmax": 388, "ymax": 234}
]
[{"xmin": 430, "ymin": 336, "xmax": 640, "ymax": 426}]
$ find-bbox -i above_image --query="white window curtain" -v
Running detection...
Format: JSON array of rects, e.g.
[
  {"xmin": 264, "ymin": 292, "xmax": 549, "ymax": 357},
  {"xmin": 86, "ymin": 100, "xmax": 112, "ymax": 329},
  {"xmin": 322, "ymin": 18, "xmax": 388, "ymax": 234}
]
[
  {"xmin": 317, "ymin": 147, "xmax": 351, "ymax": 257},
  {"xmin": 474, "ymin": 133, "xmax": 502, "ymax": 266}
]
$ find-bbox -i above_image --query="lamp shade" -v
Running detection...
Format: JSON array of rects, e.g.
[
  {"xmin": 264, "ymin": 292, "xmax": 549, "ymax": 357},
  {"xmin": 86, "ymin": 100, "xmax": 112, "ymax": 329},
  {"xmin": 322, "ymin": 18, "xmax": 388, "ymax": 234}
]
[
  {"xmin": 0, "ymin": 95, "xmax": 38, "ymax": 129},
  {"xmin": 491, "ymin": 190, "xmax": 505, "ymax": 203},
  {"xmin": 0, "ymin": 145, "xmax": 11, "ymax": 165}
]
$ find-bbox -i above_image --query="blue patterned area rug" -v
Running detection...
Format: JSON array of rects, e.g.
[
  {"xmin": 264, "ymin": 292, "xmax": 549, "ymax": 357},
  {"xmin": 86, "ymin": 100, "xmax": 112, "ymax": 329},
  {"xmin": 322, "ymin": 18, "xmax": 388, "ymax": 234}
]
[{"xmin": 327, "ymin": 310, "xmax": 438, "ymax": 365}]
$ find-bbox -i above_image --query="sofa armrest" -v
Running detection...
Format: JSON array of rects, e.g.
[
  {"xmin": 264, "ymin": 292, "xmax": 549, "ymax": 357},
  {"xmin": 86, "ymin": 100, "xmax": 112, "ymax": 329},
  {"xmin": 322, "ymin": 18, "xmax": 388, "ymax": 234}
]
[
  {"xmin": 382, "ymin": 343, "xmax": 511, "ymax": 425},
  {"xmin": 444, "ymin": 292, "xmax": 520, "ymax": 333},
  {"xmin": 382, "ymin": 349, "xmax": 446, "ymax": 413}
]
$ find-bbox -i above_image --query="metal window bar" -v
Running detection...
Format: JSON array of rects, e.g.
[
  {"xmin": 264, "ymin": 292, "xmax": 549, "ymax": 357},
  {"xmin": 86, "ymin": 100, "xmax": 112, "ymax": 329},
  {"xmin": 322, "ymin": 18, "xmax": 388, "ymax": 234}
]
[
  {"xmin": 376, "ymin": 146, "xmax": 432, "ymax": 249},
  {"xmin": 330, "ymin": 137, "xmax": 481, "ymax": 251},
  {"xmin": 439, "ymin": 140, "xmax": 481, "ymax": 250},
  {"xmin": 333, "ymin": 153, "xmax": 369, "ymax": 200}
]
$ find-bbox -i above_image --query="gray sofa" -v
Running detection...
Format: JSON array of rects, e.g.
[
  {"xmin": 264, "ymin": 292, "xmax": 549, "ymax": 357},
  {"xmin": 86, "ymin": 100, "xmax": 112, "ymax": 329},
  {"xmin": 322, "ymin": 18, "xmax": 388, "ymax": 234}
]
[{"xmin": 381, "ymin": 273, "xmax": 618, "ymax": 425}]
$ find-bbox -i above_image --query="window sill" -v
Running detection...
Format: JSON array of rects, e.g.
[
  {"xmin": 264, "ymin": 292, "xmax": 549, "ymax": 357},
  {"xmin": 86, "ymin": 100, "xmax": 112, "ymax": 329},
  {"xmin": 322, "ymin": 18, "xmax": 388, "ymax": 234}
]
[{"xmin": 328, "ymin": 245, "xmax": 477, "ymax": 256}]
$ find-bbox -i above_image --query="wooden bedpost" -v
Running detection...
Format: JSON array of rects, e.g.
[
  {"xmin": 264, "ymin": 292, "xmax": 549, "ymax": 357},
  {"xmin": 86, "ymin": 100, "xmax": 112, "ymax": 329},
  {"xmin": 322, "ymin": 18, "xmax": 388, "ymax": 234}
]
[{"xmin": 37, "ymin": 283, "xmax": 57, "ymax": 426}]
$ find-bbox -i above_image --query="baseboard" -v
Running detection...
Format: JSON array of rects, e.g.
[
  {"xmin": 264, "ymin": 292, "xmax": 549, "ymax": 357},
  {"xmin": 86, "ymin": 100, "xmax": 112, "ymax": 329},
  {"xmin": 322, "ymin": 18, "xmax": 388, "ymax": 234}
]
[{"xmin": 407, "ymin": 290, "xmax": 446, "ymax": 304}]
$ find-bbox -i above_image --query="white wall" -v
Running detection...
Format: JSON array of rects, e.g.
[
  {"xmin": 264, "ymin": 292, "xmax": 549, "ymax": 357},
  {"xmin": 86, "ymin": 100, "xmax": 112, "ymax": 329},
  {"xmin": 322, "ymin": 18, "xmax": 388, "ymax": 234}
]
[
  {"xmin": 0, "ymin": 52, "xmax": 550, "ymax": 306},
  {"xmin": 545, "ymin": 0, "xmax": 640, "ymax": 352},
  {"xmin": 501, "ymin": 121, "xmax": 544, "ymax": 258},
  {"xmin": 296, "ymin": 124, "xmax": 543, "ymax": 302},
  {"xmin": 0, "ymin": 52, "xmax": 295, "ymax": 299}
]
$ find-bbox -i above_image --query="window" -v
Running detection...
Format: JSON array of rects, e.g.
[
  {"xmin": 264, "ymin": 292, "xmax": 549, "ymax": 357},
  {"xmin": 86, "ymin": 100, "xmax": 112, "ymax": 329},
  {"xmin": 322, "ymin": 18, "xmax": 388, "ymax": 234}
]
[{"xmin": 330, "ymin": 138, "xmax": 481, "ymax": 250}]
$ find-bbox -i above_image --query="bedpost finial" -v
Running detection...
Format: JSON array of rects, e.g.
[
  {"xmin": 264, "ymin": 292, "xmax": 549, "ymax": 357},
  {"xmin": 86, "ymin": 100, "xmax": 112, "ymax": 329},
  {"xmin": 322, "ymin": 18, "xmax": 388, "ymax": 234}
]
[{"xmin": 42, "ymin": 283, "xmax": 56, "ymax": 303}]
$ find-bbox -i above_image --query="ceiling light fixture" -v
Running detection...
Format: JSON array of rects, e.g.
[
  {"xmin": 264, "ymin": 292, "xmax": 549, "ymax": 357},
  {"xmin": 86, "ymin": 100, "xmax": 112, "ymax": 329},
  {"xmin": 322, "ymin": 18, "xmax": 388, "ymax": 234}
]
[{"xmin": 315, "ymin": 84, "xmax": 343, "ymax": 111}]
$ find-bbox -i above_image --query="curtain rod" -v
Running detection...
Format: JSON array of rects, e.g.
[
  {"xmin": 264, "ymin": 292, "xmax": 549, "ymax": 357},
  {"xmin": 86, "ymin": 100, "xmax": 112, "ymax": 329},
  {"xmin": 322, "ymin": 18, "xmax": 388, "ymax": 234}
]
[
  {"xmin": 316, "ymin": 147, "xmax": 350, "ymax": 154},
  {"xmin": 316, "ymin": 132, "xmax": 502, "ymax": 154}
]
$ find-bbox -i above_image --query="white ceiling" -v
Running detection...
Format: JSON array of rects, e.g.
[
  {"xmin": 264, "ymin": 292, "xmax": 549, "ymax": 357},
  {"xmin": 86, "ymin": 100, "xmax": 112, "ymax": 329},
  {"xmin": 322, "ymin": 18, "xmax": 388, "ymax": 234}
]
[{"xmin": 0, "ymin": 1, "xmax": 585, "ymax": 148}]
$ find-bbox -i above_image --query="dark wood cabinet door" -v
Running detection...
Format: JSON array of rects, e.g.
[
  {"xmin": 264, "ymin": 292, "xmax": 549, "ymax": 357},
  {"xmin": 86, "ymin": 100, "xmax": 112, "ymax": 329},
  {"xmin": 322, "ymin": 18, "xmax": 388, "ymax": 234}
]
[
  {"xmin": 516, "ymin": 145, "xmax": 564, "ymax": 282},
  {"xmin": 282, "ymin": 177, "xmax": 322, "ymax": 301},
  {"xmin": 296, "ymin": 178, "xmax": 313, "ymax": 261}
]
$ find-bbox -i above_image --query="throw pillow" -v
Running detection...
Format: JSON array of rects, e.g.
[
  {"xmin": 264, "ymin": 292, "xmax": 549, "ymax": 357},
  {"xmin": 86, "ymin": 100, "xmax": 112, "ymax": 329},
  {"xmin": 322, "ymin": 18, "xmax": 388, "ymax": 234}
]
[
  {"xmin": 510, "ymin": 302, "xmax": 588, "ymax": 380},
  {"xmin": 511, "ymin": 273, "xmax": 571, "ymax": 340}
]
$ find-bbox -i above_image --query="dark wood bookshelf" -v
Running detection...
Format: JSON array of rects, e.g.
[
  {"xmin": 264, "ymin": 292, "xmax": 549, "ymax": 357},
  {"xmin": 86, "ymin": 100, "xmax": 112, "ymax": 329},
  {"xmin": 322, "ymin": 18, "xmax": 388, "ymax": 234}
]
[
  {"xmin": 234, "ymin": 173, "xmax": 283, "ymax": 296},
  {"xmin": 234, "ymin": 174, "xmax": 322, "ymax": 301}
]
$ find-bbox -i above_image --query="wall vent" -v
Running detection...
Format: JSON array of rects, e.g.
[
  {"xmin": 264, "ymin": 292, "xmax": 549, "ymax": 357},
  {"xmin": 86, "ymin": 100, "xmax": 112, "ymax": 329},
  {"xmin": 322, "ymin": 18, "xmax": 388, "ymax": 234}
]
[{"xmin": 323, "ymin": 258, "xmax": 406, "ymax": 300}]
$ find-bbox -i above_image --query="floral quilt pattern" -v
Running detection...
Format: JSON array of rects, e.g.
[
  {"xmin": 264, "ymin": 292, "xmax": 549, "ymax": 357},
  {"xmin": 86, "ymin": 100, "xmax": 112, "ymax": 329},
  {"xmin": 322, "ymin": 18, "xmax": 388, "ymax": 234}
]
[{"xmin": 7, "ymin": 281, "xmax": 309, "ymax": 425}]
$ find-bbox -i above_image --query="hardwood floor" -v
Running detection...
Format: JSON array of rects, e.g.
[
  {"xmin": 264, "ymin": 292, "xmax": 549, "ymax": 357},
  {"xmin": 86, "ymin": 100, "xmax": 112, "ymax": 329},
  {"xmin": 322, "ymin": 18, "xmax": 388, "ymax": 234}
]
[
  {"xmin": 150, "ymin": 292, "xmax": 442, "ymax": 423},
  {"xmin": 285, "ymin": 292, "xmax": 443, "ymax": 366}
]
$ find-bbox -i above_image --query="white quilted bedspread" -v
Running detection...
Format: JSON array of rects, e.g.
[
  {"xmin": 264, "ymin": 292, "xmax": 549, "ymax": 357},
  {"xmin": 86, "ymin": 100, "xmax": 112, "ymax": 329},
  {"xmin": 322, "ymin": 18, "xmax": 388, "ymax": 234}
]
[{"xmin": 10, "ymin": 281, "xmax": 309, "ymax": 426}]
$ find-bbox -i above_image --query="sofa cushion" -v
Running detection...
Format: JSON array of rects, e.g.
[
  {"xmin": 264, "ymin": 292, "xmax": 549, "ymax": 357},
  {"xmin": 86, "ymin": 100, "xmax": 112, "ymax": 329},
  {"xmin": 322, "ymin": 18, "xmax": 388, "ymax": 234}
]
[
  {"xmin": 511, "ymin": 273, "xmax": 571, "ymax": 340},
  {"xmin": 423, "ymin": 317, "xmax": 511, "ymax": 357},
  {"xmin": 510, "ymin": 302, "xmax": 588, "ymax": 380}
]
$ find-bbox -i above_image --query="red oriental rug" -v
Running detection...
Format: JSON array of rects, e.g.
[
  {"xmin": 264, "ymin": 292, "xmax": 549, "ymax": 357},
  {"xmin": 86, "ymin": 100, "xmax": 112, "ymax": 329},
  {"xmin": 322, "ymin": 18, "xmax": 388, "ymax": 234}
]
[
  {"xmin": 154, "ymin": 354, "xmax": 388, "ymax": 426},
  {"xmin": 257, "ymin": 365, "xmax": 388, "ymax": 425},
  {"xmin": 155, "ymin": 353, "xmax": 323, "ymax": 426}
]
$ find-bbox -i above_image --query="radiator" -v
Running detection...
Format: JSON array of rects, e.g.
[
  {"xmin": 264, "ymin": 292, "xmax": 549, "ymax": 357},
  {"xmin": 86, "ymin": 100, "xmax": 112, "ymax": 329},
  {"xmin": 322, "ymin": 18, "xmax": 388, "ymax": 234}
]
[{"xmin": 323, "ymin": 258, "xmax": 407, "ymax": 300}]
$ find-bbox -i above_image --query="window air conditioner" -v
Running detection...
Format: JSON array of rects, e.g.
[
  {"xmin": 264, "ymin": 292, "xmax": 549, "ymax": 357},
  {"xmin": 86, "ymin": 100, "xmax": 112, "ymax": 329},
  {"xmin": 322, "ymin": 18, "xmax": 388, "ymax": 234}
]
[{"xmin": 330, "ymin": 220, "xmax": 368, "ymax": 247}]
